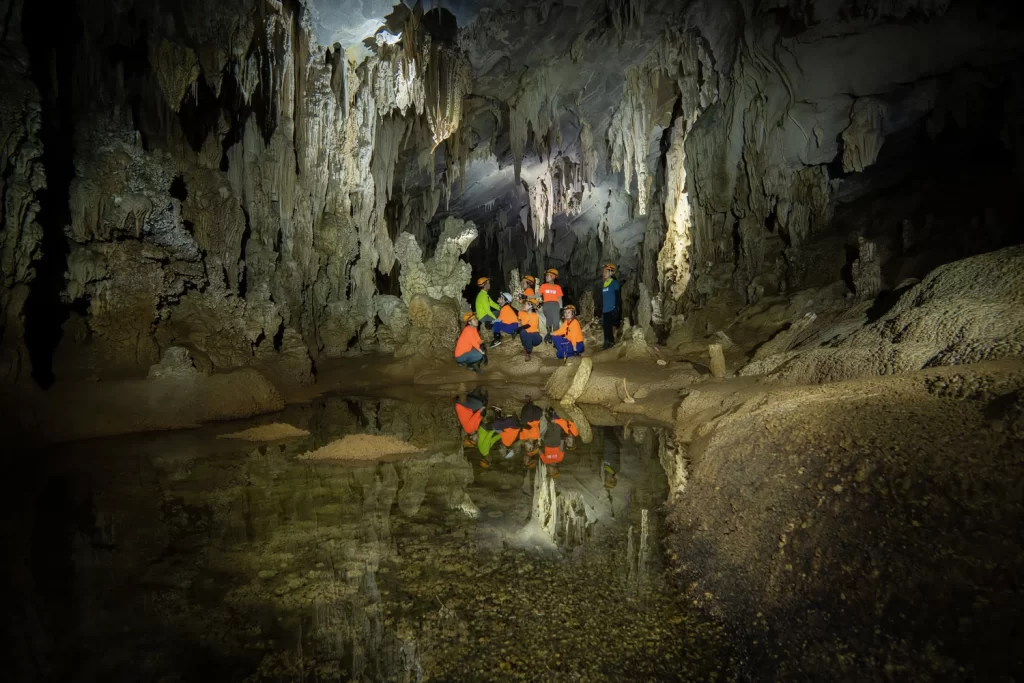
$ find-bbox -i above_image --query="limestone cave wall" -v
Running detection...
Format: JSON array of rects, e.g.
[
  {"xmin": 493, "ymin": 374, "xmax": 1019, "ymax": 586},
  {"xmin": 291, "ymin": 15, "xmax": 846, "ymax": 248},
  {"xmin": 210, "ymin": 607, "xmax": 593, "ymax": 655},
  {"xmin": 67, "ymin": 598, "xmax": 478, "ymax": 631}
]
[{"xmin": 1, "ymin": 0, "xmax": 1023, "ymax": 388}]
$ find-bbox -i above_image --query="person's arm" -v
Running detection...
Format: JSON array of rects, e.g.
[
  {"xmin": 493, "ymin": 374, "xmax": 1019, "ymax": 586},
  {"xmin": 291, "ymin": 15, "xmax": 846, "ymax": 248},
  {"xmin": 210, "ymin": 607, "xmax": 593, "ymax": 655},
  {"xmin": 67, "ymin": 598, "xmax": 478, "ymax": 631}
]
[{"xmin": 614, "ymin": 280, "xmax": 622, "ymax": 313}]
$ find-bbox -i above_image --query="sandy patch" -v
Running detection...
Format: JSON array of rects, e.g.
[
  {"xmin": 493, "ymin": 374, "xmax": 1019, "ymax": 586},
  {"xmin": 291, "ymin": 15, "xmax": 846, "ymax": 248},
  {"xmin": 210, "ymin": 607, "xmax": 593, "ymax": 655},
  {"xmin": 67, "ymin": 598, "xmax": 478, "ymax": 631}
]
[
  {"xmin": 296, "ymin": 433, "xmax": 422, "ymax": 461},
  {"xmin": 217, "ymin": 423, "xmax": 311, "ymax": 441}
]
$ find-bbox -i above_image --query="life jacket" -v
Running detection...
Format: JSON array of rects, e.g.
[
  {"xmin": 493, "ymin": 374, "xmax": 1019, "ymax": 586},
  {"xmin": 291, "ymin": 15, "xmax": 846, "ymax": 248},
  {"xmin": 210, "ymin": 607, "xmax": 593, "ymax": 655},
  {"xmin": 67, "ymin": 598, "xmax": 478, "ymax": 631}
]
[
  {"xmin": 541, "ymin": 445, "xmax": 564, "ymax": 464},
  {"xmin": 517, "ymin": 310, "xmax": 539, "ymax": 333},
  {"xmin": 553, "ymin": 417, "xmax": 579, "ymax": 438},
  {"xmin": 552, "ymin": 318, "xmax": 583, "ymax": 344},
  {"xmin": 498, "ymin": 303, "xmax": 518, "ymax": 325},
  {"xmin": 539, "ymin": 283, "xmax": 563, "ymax": 303},
  {"xmin": 454, "ymin": 325, "xmax": 482, "ymax": 357},
  {"xmin": 519, "ymin": 421, "xmax": 540, "ymax": 441},
  {"xmin": 455, "ymin": 403, "xmax": 482, "ymax": 433},
  {"xmin": 500, "ymin": 427, "xmax": 520, "ymax": 447}
]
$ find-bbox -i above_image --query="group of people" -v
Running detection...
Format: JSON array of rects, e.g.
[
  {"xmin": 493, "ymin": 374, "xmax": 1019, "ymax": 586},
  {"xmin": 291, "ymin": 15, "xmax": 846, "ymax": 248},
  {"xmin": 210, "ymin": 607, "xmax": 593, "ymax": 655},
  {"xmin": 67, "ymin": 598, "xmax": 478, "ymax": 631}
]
[
  {"xmin": 455, "ymin": 388, "xmax": 579, "ymax": 475},
  {"xmin": 454, "ymin": 264, "xmax": 622, "ymax": 372}
]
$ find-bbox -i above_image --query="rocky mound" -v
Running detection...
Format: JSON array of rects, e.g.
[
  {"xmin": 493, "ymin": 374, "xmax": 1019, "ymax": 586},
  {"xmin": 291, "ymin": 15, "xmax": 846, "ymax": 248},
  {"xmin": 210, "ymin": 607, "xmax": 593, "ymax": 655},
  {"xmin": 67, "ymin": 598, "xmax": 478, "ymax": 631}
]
[{"xmin": 741, "ymin": 247, "xmax": 1024, "ymax": 383}]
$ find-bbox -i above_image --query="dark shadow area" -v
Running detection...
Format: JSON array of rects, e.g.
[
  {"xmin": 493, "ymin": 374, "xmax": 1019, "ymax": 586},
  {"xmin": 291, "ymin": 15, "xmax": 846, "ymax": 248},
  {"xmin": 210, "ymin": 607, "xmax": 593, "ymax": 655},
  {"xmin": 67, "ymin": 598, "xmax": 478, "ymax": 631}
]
[{"xmin": 20, "ymin": 0, "xmax": 80, "ymax": 389}]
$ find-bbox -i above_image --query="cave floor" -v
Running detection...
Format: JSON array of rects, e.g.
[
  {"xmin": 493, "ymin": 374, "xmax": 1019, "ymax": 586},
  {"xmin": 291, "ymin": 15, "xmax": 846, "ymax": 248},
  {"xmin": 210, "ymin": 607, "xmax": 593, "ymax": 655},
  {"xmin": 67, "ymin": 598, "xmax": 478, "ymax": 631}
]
[{"xmin": 15, "ymin": 391, "xmax": 737, "ymax": 682}]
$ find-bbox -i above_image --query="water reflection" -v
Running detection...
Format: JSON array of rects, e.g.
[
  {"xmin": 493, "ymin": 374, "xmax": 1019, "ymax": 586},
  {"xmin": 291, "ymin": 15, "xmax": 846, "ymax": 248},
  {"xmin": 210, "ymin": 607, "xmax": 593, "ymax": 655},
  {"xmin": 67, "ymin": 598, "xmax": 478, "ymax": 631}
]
[{"xmin": 16, "ymin": 392, "xmax": 730, "ymax": 681}]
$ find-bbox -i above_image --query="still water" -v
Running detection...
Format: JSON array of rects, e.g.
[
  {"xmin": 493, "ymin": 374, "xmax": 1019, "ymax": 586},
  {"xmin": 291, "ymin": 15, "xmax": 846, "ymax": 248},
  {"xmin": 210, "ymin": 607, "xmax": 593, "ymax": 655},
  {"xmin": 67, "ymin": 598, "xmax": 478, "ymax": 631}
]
[{"xmin": 15, "ymin": 390, "xmax": 733, "ymax": 682}]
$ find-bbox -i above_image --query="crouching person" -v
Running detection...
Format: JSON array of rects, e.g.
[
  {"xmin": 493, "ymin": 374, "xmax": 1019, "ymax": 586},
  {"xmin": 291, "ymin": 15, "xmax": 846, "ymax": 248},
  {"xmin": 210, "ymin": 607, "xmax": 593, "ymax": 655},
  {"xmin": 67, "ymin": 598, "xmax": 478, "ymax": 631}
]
[
  {"xmin": 551, "ymin": 305, "xmax": 584, "ymax": 360},
  {"xmin": 517, "ymin": 297, "xmax": 543, "ymax": 361},
  {"xmin": 454, "ymin": 312, "xmax": 487, "ymax": 373},
  {"xmin": 491, "ymin": 293, "xmax": 519, "ymax": 346}
]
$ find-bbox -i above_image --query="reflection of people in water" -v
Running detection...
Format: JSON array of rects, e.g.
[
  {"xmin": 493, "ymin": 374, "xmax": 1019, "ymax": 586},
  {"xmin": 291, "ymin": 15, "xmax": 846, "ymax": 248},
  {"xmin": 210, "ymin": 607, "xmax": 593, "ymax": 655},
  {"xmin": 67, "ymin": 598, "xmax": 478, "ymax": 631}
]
[
  {"xmin": 541, "ymin": 407, "xmax": 579, "ymax": 478},
  {"xmin": 519, "ymin": 397, "xmax": 543, "ymax": 469},
  {"xmin": 455, "ymin": 386, "xmax": 488, "ymax": 438}
]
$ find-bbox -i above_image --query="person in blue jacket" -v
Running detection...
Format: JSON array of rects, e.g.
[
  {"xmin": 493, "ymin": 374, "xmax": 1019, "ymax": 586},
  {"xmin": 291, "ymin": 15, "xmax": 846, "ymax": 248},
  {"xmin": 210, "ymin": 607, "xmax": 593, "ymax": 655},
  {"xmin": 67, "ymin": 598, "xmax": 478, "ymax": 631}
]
[{"xmin": 600, "ymin": 264, "xmax": 622, "ymax": 349}]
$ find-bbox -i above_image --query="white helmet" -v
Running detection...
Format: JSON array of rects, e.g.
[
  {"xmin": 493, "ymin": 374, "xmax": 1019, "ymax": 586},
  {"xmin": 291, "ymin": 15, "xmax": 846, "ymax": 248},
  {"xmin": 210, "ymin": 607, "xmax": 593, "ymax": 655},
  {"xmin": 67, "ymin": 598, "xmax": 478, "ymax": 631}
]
[{"xmin": 500, "ymin": 292, "xmax": 513, "ymax": 304}]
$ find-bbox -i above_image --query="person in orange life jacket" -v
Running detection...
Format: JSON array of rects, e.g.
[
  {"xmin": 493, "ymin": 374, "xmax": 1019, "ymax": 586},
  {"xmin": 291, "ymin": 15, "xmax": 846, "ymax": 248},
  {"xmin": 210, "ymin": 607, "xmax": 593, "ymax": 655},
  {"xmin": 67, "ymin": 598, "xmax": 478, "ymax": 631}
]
[
  {"xmin": 538, "ymin": 269, "xmax": 563, "ymax": 342},
  {"xmin": 521, "ymin": 274, "xmax": 537, "ymax": 299},
  {"xmin": 454, "ymin": 312, "xmax": 487, "ymax": 373},
  {"xmin": 551, "ymin": 305, "xmax": 585, "ymax": 360},
  {"xmin": 455, "ymin": 386, "xmax": 488, "ymax": 440},
  {"xmin": 491, "ymin": 292, "xmax": 519, "ymax": 343},
  {"xmin": 600, "ymin": 264, "xmax": 622, "ymax": 350},
  {"xmin": 516, "ymin": 297, "xmax": 543, "ymax": 360}
]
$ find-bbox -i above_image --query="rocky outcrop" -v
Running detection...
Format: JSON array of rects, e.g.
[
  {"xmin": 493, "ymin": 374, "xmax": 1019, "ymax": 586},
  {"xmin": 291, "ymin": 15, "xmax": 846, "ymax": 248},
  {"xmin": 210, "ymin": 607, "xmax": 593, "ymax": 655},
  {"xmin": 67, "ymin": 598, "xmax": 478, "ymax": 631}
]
[{"xmin": 742, "ymin": 247, "xmax": 1024, "ymax": 383}]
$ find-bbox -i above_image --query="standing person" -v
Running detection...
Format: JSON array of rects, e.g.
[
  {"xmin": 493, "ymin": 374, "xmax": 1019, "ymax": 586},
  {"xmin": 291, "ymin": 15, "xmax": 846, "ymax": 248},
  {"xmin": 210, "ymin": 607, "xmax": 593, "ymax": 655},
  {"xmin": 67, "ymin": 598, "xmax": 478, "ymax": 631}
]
[
  {"xmin": 538, "ymin": 269, "xmax": 564, "ymax": 343},
  {"xmin": 551, "ymin": 305, "xmax": 585, "ymax": 360},
  {"xmin": 491, "ymin": 292, "xmax": 519, "ymax": 346},
  {"xmin": 516, "ymin": 297, "xmax": 543, "ymax": 361},
  {"xmin": 454, "ymin": 312, "xmax": 487, "ymax": 373},
  {"xmin": 474, "ymin": 277, "xmax": 501, "ymax": 335},
  {"xmin": 600, "ymin": 264, "xmax": 622, "ymax": 350}
]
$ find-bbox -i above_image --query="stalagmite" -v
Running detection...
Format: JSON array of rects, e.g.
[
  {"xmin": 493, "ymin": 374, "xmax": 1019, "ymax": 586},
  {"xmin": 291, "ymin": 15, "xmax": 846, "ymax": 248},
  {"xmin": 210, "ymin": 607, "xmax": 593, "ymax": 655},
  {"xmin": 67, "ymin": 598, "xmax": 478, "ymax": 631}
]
[
  {"xmin": 709, "ymin": 343, "xmax": 727, "ymax": 378},
  {"xmin": 852, "ymin": 237, "xmax": 882, "ymax": 301}
]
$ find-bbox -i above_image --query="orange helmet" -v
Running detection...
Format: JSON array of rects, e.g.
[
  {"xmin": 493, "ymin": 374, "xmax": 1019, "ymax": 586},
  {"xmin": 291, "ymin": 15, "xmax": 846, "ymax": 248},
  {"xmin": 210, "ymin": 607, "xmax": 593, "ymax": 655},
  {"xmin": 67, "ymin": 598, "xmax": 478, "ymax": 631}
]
[
  {"xmin": 522, "ymin": 275, "xmax": 536, "ymax": 284},
  {"xmin": 545, "ymin": 268, "xmax": 559, "ymax": 277},
  {"xmin": 564, "ymin": 304, "xmax": 577, "ymax": 313},
  {"xmin": 476, "ymin": 277, "xmax": 489, "ymax": 287},
  {"xmin": 461, "ymin": 312, "xmax": 476, "ymax": 323},
  {"xmin": 603, "ymin": 263, "xmax": 617, "ymax": 272}
]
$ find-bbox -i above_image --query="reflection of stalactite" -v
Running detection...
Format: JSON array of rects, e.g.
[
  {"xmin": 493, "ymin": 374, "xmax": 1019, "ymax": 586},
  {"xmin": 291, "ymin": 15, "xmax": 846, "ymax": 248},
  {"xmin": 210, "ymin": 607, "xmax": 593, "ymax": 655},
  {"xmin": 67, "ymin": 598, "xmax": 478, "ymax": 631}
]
[
  {"xmin": 533, "ymin": 463, "xmax": 559, "ymax": 538},
  {"xmin": 626, "ymin": 509, "xmax": 650, "ymax": 593}
]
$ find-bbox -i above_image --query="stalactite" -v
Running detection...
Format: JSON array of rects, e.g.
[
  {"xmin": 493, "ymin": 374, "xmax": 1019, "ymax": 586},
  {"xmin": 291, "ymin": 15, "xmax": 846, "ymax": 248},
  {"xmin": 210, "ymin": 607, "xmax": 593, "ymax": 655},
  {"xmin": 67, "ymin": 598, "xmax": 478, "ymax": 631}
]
[
  {"xmin": 525, "ymin": 168, "xmax": 554, "ymax": 247},
  {"xmin": 508, "ymin": 67, "xmax": 559, "ymax": 184},
  {"xmin": 551, "ymin": 155, "xmax": 584, "ymax": 217},
  {"xmin": 608, "ymin": 0, "xmax": 646, "ymax": 42},
  {"xmin": 842, "ymin": 98, "xmax": 885, "ymax": 173},
  {"xmin": 236, "ymin": 52, "xmax": 262, "ymax": 105},
  {"xmin": 423, "ymin": 41, "xmax": 471, "ymax": 150},
  {"xmin": 150, "ymin": 39, "xmax": 201, "ymax": 112},
  {"xmin": 608, "ymin": 66, "xmax": 658, "ymax": 215},
  {"xmin": 580, "ymin": 120, "xmax": 598, "ymax": 187}
]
